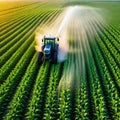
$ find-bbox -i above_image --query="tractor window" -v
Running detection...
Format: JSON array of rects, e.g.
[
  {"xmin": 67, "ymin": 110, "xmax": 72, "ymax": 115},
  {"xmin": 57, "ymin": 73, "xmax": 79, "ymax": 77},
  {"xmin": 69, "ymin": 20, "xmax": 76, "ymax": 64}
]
[
  {"xmin": 45, "ymin": 40, "xmax": 55, "ymax": 48},
  {"xmin": 51, "ymin": 41, "xmax": 55, "ymax": 48}
]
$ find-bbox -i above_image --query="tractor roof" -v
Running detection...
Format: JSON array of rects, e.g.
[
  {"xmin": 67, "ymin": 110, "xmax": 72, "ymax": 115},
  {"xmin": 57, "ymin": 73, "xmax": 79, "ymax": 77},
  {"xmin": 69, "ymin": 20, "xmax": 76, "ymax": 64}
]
[{"xmin": 44, "ymin": 37, "xmax": 56, "ymax": 40}]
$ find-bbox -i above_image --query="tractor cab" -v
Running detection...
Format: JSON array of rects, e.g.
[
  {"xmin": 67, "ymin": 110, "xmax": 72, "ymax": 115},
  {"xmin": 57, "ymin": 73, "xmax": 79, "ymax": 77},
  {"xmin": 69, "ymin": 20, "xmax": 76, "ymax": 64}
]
[
  {"xmin": 44, "ymin": 37, "xmax": 56, "ymax": 48},
  {"xmin": 43, "ymin": 37, "xmax": 56, "ymax": 60},
  {"xmin": 44, "ymin": 44, "xmax": 52, "ymax": 59}
]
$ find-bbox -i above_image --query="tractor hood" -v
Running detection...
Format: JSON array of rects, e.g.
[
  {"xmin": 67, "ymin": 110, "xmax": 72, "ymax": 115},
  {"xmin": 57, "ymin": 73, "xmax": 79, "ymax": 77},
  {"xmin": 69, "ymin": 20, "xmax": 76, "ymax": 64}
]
[{"xmin": 44, "ymin": 44, "xmax": 51, "ymax": 54}]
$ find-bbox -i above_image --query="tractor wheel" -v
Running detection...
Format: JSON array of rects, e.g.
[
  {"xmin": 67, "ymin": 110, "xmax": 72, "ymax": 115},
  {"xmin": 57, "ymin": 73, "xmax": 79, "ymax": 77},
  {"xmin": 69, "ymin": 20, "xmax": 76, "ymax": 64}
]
[
  {"xmin": 53, "ymin": 52, "xmax": 57, "ymax": 64},
  {"xmin": 38, "ymin": 52, "xmax": 43, "ymax": 64}
]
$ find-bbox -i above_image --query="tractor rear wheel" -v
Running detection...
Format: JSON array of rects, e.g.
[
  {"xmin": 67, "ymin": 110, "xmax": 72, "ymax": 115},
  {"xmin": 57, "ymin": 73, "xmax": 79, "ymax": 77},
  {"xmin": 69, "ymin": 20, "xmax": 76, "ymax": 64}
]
[{"xmin": 38, "ymin": 52, "xmax": 43, "ymax": 64}]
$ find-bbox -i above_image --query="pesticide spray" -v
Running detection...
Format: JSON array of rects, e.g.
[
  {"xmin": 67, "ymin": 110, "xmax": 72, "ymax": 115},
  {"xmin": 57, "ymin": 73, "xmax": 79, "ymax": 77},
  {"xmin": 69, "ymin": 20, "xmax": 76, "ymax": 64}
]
[
  {"xmin": 35, "ymin": 5, "xmax": 106, "ymax": 90},
  {"xmin": 57, "ymin": 6, "xmax": 106, "ymax": 91}
]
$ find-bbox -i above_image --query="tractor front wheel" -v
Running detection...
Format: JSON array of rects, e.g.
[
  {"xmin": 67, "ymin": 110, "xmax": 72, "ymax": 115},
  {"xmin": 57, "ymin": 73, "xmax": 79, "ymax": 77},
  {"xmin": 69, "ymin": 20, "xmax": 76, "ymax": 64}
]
[{"xmin": 38, "ymin": 52, "xmax": 43, "ymax": 64}]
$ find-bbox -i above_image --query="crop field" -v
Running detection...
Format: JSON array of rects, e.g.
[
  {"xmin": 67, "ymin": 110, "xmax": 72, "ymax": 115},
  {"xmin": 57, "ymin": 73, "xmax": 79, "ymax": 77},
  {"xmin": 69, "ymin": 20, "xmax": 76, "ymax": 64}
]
[{"xmin": 0, "ymin": 1, "xmax": 120, "ymax": 120}]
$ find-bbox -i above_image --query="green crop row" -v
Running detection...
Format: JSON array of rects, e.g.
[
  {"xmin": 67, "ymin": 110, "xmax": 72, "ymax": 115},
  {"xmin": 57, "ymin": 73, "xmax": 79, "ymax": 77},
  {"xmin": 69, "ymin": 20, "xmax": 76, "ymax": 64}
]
[
  {"xmin": 43, "ymin": 63, "xmax": 63, "ymax": 120},
  {"xmin": 0, "ymin": 2, "xmax": 45, "ymax": 25},
  {"xmin": 0, "ymin": 2, "xmax": 59, "ymax": 29},
  {"xmin": 75, "ymin": 82, "xmax": 89, "ymax": 120},
  {"xmin": 0, "ymin": 33, "xmax": 34, "ymax": 84},
  {"xmin": 90, "ymin": 34, "xmax": 120, "ymax": 119},
  {"xmin": 85, "ymin": 41, "xmax": 109, "ymax": 119},
  {"xmin": 0, "ymin": 41, "xmax": 35, "ymax": 118},
  {"xmin": 0, "ymin": 15, "xmax": 34, "ymax": 43},
  {"xmin": 0, "ymin": 3, "xmax": 52, "ymax": 39},
  {"xmin": 106, "ymin": 26, "xmax": 120, "ymax": 44},
  {"xmin": 97, "ymin": 33, "xmax": 120, "ymax": 88},
  {"xmin": 0, "ymin": 9, "xmax": 46, "ymax": 54},
  {"xmin": 100, "ymin": 30, "xmax": 120, "ymax": 65},
  {"xmin": 26, "ymin": 63, "xmax": 50, "ymax": 120},
  {"xmin": 0, "ymin": 14, "xmax": 37, "ymax": 50},
  {"xmin": 57, "ymin": 61, "xmax": 72, "ymax": 120},
  {"xmin": 58, "ymin": 88, "xmax": 72, "ymax": 120},
  {"xmin": 4, "ymin": 53, "xmax": 38, "ymax": 119},
  {"xmin": 103, "ymin": 28, "xmax": 120, "ymax": 53},
  {"xmin": 0, "ymin": 16, "xmax": 26, "ymax": 36}
]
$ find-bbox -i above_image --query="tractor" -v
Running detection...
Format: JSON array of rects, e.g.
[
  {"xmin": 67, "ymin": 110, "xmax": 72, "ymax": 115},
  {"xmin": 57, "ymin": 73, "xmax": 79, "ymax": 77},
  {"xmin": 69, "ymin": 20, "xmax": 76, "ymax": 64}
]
[{"xmin": 38, "ymin": 36, "xmax": 59, "ymax": 64}]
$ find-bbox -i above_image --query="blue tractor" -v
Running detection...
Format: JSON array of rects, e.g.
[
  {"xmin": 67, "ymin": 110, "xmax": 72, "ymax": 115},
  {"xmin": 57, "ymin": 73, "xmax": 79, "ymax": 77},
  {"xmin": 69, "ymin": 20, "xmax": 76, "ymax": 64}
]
[{"xmin": 38, "ymin": 36, "xmax": 59, "ymax": 64}]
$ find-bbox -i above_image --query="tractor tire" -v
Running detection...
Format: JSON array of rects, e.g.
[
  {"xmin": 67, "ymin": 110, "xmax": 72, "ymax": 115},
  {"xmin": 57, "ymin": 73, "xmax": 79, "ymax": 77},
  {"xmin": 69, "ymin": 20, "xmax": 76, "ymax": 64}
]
[
  {"xmin": 38, "ymin": 52, "xmax": 43, "ymax": 65},
  {"xmin": 53, "ymin": 52, "xmax": 57, "ymax": 64}
]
